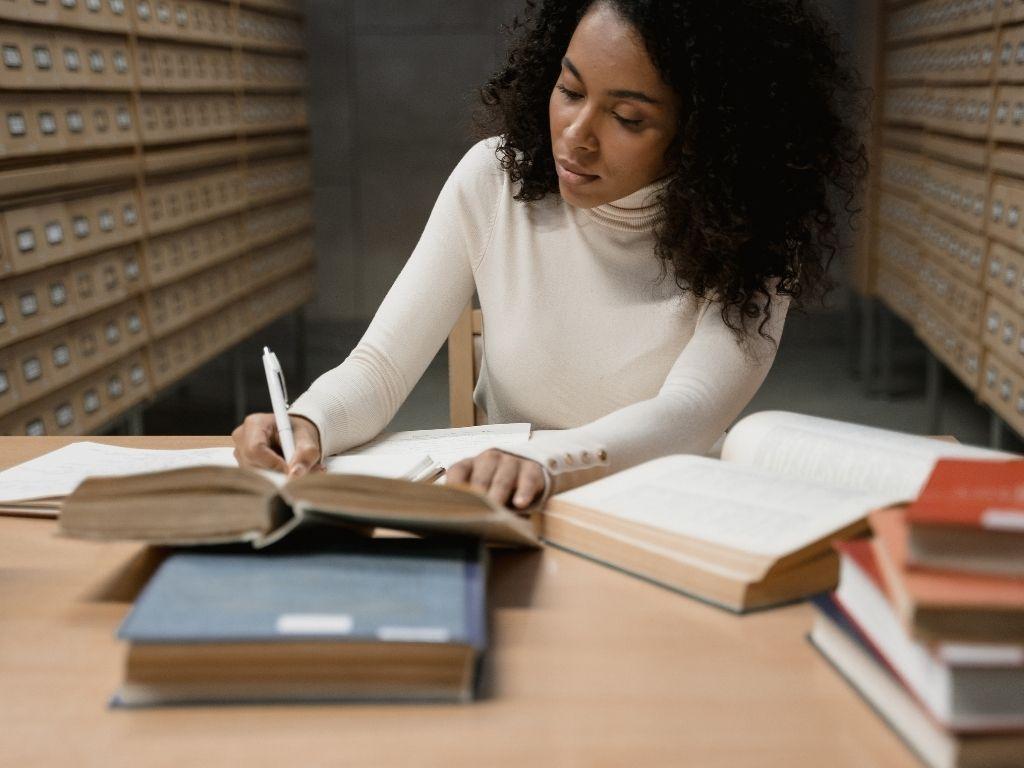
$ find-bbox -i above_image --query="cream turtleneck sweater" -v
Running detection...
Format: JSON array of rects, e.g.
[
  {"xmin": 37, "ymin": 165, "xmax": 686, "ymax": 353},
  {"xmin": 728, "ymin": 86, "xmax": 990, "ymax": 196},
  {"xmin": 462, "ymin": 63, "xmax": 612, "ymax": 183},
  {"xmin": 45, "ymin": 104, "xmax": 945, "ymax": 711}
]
[{"xmin": 289, "ymin": 138, "xmax": 790, "ymax": 493}]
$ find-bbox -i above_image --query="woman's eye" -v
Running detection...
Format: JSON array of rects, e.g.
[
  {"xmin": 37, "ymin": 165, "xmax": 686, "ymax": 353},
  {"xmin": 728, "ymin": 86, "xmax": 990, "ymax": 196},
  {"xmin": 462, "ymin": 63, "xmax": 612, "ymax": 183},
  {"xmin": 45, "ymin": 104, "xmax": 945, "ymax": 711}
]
[
  {"xmin": 613, "ymin": 114, "xmax": 642, "ymax": 128},
  {"xmin": 556, "ymin": 84, "xmax": 583, "ymax": 101}
]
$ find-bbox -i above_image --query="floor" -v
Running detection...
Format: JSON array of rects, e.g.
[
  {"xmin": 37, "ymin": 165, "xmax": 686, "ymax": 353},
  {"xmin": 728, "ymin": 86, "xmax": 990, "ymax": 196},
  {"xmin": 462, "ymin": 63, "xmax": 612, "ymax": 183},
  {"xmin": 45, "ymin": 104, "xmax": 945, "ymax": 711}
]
[{"xmin": 140, "ymin": 300, "xmax": 1024, "ymax": 454}]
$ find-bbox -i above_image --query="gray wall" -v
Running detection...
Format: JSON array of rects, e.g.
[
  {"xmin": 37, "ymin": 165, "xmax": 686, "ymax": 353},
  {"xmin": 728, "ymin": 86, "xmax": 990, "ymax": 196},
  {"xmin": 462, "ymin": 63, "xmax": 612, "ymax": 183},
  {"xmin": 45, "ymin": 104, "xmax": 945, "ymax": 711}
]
[
  {"xmin": 304, "ymin": 0, "xmax": 867, "ymax": 324},
  {"xmin": 305, "ymin": 0, "xmax": 521, "ymax": 322}
]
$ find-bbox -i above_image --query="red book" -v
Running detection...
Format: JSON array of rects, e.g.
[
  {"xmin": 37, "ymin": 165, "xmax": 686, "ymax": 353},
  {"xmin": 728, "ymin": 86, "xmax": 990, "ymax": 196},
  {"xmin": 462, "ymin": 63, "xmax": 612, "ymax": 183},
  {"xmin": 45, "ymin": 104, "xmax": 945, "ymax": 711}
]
[
  {"xmin": 905, "ymin": 459, "xmax": 1024, "ymax": 578},
  {"xmin": 869, "ymin": 508, "xmax": 1024, "ymax": 644}
]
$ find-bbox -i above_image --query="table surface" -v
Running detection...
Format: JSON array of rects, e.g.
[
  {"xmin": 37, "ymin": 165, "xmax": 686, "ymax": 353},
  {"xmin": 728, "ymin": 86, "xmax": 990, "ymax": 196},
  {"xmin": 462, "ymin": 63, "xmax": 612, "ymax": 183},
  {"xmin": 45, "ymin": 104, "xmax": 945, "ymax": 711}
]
[{"xmin": 0, "ymin": 436, "xmax": 918, "ymax": 768}]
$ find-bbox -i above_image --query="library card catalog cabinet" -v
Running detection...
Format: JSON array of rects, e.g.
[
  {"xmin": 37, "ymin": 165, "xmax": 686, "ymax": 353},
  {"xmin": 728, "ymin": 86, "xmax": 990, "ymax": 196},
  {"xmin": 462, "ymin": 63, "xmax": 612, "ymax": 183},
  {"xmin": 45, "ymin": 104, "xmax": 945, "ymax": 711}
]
[
  {"xmin": 861, "ymin": 0, "xmax": 1024, "ymax": 438},
  {"xmin": 0, "ymin": 0, "xmax": 314, "ymax": 435}
]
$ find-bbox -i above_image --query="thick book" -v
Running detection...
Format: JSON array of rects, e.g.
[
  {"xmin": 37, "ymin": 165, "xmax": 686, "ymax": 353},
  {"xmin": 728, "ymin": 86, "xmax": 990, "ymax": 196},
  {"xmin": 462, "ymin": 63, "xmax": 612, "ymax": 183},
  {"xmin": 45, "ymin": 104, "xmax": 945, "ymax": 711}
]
[
  {"xmin": 0, "ymin": 445, "xmax": 439, "ymax": 518},
  {"xmin": 59, "ymin": 467, "xmax": 540, "ymax": 548},
  {"xmin": 905, "ymin": 459, "xmax": 1024, "ymax": 577},
  {"xmin": 112, "ymin": 537, "xmax": 487, "ymax": 706},
  {"xmin": 808, "ymin": 598, "xmax": 1024, "ymax": 768},
  {"xmin": 0, "ymin": 424, "xmax": 531, "ymax": 517},
  {"xmin": 833, "ymin": 540, "xmax": 1024, "ymax": 731},
  {"xmin": 542, "ymin": 411, "xmax": 1008, "ymax": 613},
  {"xmin": 870, "ymin": 508, "xmax": 1024, "ymax": 643}
]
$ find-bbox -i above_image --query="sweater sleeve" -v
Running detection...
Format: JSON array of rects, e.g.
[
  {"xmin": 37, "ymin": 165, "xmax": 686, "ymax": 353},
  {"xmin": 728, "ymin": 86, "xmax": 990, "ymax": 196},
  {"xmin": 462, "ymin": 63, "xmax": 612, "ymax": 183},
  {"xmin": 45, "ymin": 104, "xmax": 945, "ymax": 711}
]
[
  {"xmin": 288, "ymin": 140, "xmax": 504, "ymax": 457},
  {"xmin": 498, "ymin": 293, "xmax": 791, "ymax": 496}
]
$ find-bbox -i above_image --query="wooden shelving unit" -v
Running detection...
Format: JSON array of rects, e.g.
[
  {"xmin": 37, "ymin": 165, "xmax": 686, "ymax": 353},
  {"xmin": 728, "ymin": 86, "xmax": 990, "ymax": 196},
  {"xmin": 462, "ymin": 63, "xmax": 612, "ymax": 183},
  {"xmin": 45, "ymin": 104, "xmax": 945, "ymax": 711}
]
[
  {"xmin": 0, "ymin": 0, "xmax": 314, "ymax": 435},
  {"xmin": 859, "ymin": 0, "xmax": 1024, "ymax": 442}
]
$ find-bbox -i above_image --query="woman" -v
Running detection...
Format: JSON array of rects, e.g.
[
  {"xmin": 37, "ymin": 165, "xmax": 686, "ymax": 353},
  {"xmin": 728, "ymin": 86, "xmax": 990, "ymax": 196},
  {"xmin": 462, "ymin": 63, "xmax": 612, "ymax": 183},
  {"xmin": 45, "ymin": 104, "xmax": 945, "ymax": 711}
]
[{"xmin": 233, "ymin": 0, "xmax": 867, "ymax": 509}]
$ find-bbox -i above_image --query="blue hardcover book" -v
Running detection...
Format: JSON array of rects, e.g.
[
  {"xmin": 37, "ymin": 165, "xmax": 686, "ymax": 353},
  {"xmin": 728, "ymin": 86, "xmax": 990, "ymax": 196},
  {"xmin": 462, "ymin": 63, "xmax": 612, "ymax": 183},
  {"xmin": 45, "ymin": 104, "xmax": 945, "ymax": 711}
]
[{"xmin": 113, "ymin": 537, "xmax": 486, "ymax": 706}]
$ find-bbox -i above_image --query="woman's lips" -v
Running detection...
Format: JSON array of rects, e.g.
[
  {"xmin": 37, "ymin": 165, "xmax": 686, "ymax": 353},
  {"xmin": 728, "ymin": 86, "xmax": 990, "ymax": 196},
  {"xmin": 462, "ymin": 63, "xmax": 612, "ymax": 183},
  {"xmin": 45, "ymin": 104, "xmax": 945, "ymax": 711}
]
[{"xmin": 555, "ymin": 159, "xmax": 599, "ymax": 186}]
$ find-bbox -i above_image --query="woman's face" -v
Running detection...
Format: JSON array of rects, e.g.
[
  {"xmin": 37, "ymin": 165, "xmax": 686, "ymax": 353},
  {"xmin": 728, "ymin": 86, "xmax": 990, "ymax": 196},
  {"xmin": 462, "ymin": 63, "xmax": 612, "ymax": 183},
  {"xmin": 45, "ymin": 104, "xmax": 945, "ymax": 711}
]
[{"xmin": 549, "ymin": 3, "xmax": 680, "ymax": 208}]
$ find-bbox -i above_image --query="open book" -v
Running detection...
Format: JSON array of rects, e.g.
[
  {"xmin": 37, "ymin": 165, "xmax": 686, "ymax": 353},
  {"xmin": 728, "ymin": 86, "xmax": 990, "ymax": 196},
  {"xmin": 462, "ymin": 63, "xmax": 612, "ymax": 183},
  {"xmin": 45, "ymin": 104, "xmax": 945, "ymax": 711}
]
[
  {"xmin": 0, "ymin": 423, "xmax": 531, "ymax": 517},
  {"xmin": 543, "ymin": 411, "xmax": 1011, "ymax": 613},
  {"xmin": 59, "ymin": 466, "xmax": 540, "ymax": 548}
]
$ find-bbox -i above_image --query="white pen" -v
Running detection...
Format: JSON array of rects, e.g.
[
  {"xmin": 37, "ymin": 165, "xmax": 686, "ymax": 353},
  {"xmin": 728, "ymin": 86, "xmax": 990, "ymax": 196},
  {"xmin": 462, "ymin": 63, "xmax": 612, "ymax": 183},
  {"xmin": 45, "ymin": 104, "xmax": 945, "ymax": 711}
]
[{"xmin": 262, "ymin": 346, "xmax": 295, "ymax": 464}]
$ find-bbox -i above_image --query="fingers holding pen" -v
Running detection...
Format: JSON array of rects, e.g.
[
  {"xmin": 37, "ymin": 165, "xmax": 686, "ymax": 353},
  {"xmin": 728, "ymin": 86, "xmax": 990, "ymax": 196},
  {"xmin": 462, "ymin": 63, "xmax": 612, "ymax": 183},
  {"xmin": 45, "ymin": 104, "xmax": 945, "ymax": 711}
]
[
  {"xmin": 231, "ymin": 413, "xmax": 325, "ymax": 476},
  {"xmin": 231, "ymin": 413, "xmax": 288, "ymax": 473},
  {"xmin": 286, "ymin": 416, "xmax": 324, "ymax": 477}
]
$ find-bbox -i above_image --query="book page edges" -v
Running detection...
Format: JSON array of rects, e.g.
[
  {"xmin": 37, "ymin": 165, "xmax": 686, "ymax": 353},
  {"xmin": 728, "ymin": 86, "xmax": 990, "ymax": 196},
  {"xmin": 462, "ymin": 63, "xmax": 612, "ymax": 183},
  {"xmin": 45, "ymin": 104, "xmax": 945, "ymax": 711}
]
[
  {"xmin": 59, "ymin": 467, "xmax": 285, "ymax": 543},
  {"xmin": 542, "ymin": 502, "xmax": 844, "ymax": 611},
  {"xmin": 543, "ymin": 498, "xmax": 774, "ymax": 582},
  {"xmin": 279, "ymin": 474, "xmax": 540, "ymax": 548},
  {"xmin": 64, "ymin": 465, "xmax": 280, "ymax": 499},
  {"xmin": 544, "ymin": 498, "xmax": 866, "ymax": 582}
]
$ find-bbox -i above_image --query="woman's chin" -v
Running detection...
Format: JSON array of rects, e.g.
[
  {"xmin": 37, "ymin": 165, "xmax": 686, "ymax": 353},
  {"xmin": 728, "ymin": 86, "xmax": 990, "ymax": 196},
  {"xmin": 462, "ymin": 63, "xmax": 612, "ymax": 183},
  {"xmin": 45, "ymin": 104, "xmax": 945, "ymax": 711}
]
[{"xmin": 558, "ymin": 180, "xmax": 604, "ymax": 208}]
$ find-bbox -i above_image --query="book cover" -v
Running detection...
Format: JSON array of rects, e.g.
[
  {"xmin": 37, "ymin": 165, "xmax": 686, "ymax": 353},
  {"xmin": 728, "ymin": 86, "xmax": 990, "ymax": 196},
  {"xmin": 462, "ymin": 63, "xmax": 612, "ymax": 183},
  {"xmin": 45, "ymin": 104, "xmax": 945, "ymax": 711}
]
[
  {"xmin": 118, "ymin": 537, "xmax": 487, "ymax": 649},
  {"xmin": 906, "ymin": 459, "xmax": 1024, "ymax": 531}
]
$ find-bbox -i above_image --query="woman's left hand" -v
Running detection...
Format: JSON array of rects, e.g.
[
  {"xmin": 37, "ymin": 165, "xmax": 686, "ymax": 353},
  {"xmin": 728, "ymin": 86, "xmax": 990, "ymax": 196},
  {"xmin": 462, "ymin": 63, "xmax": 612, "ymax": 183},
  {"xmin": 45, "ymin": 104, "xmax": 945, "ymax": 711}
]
[{"xmin": 446, "ymin": 449, "xmax": 547, "ymax": 510}]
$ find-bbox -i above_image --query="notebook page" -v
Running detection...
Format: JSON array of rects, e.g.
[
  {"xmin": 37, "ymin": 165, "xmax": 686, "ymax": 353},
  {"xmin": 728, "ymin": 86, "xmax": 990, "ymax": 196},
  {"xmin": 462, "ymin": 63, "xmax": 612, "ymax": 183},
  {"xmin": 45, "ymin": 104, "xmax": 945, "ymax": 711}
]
[
  {"xmin": 323, "ymin": 454, "xmax": 436, "ymax": 480},
  {"xmin": 0, "ymin": 443, "xmax": 238, "ymax": 503},
  {"xmin": 721, "ymin": 411, "xmax": 1012, "ymax": 501},
  {"xmin": 555, "ymin": 455, "xmax": 888, "ymax": 558},
  {"xmin": 343, "ymin": 423, "xmax": 530, "ymax": 468}
]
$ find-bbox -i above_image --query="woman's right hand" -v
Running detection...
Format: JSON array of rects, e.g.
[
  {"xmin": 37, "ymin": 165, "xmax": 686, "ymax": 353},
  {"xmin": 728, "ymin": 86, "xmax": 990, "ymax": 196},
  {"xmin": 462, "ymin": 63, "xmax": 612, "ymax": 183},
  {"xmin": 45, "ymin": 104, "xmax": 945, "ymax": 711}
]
[{"xmin": 231, "ymin": 413, "xmax": 323, "ymax": 477}]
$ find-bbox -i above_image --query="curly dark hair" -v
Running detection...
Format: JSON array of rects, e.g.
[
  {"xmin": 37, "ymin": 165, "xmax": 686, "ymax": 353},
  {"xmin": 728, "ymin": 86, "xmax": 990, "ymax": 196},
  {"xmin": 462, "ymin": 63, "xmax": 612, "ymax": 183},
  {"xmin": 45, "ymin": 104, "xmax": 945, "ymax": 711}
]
[{"xmin": 476, "ymin": 0, "xmax": 869, "ymax": 345}]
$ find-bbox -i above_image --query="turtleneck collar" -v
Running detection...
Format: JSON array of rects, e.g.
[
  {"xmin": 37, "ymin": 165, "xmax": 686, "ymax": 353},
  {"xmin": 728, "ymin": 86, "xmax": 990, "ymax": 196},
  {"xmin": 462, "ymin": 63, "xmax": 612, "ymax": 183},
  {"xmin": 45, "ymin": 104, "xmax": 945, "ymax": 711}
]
[{"xmin": 580, "ymin": 176, "xmax": 670, "ymax": 232}]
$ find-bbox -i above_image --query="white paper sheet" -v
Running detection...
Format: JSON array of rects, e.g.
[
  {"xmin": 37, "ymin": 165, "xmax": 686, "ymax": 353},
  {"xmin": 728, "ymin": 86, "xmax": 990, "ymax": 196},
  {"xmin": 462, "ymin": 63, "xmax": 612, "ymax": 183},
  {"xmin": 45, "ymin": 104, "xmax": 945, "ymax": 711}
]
[
  {"xmin": 342, "ymin": 423, "xmax": 531, "ymax": 468},
  {"xmin": 323, "ymin": 453, "xmax": 437, "ymax": 481},
  {"xmin": 0, "ymin": 443, "xmax": 238, "ymax": 503}
]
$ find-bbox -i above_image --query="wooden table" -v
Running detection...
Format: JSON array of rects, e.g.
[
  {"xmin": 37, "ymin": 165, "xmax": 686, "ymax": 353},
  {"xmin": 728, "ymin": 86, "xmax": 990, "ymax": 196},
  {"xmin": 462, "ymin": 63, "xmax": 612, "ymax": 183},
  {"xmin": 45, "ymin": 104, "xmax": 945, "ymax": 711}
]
[{"xmin": 0, "ymin": 437, "xmax": 917, "ymax": 767}]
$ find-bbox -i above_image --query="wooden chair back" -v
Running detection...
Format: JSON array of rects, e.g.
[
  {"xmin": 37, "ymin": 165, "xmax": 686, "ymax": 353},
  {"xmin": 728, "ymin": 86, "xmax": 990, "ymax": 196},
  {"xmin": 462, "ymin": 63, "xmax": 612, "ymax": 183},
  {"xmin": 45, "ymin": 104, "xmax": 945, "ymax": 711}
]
[{"xmin": 447, "ymin": 305, "xmax": 486, "ymax": 427}]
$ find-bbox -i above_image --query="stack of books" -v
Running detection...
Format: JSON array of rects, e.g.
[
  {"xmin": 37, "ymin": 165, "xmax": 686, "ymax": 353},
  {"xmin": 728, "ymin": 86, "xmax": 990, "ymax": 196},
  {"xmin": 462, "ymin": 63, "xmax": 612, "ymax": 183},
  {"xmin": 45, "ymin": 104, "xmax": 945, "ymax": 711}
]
[
  {"xmin": 54, "ymin": 461, "xmax": 543, "ymax": 706},
  {"xmin": 809, "ymin": 459, "xmax": 1024, "ymax": 768}
]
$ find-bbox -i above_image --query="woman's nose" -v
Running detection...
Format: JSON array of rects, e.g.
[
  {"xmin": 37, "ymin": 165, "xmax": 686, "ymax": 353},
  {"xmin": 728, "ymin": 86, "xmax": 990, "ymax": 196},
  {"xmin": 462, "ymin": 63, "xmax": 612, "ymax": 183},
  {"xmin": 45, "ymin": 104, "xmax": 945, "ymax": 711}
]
[{"xmin": 563, "ymin": 108, "xmax": 598, "ymax": 152}]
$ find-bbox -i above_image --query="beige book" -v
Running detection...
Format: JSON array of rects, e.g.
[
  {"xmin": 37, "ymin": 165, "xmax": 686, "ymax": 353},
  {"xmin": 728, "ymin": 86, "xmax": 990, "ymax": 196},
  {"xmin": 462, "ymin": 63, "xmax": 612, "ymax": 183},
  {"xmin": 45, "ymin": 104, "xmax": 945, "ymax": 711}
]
[
  {"xmin": 0, "ymin": 424, "xmax": 531, "ymax": 518},
  {"xmin": 0, "ymin": 444, "xmax": 439, "ymax": 518},
  {"xmin": 59, "ymin": 467, "xmax": 540, "ymax": 548},
  {"xmin": 543, "ymin": 411, "xmax": 1010, "ymax": 613}
]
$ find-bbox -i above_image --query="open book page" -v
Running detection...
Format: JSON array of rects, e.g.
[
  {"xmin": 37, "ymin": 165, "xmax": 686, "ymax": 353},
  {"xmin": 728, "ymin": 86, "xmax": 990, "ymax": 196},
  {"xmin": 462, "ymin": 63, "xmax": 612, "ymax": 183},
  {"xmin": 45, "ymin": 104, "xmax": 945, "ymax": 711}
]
[
  {"xmin": 721, "ymin": 411, "xmax": 1012, "ymax": 502},
  {"xmin": 324, "ymin": 454, "xmax": 437, "ymax": 481},
  {"xmin": 0, "ymin": 443, "xmax": 238, "ymax": 504},
  {"xmin": 554, "ymin": 455, "xmax": 890, "ymax": 558},
  {"xmin": 342, "ymin": 423, "xmax": 530, "ymax": 468}
]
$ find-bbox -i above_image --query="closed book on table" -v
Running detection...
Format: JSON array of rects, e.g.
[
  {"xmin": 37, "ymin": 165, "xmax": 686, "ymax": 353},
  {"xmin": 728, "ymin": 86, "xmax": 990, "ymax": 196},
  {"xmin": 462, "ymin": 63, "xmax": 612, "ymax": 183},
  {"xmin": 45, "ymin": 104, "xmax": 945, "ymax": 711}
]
[
  {"xmin": 113, "ymin": 537, "xmax": 487, "ymax": 706},
  {"xmin": 905, "ymin": 459, "xmax": 1024, "ymax": 577}
]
